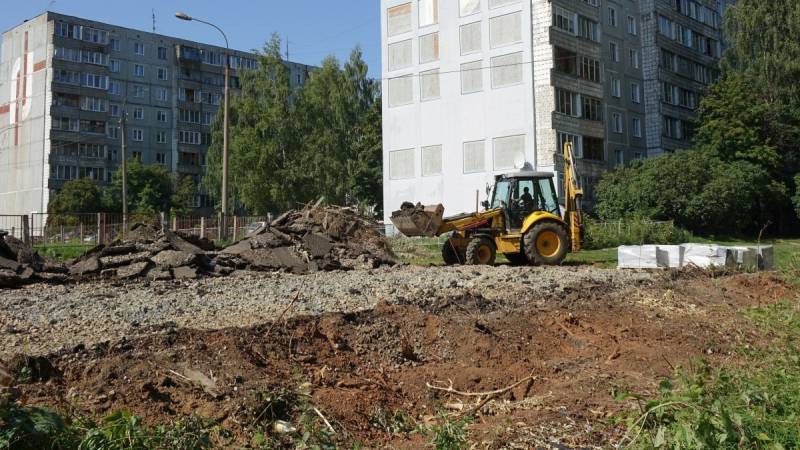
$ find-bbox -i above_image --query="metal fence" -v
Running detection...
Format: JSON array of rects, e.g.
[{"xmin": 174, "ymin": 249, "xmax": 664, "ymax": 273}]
[{"xmin": 2, "ymin": 212, "xmax": 272, "ymax": 248}]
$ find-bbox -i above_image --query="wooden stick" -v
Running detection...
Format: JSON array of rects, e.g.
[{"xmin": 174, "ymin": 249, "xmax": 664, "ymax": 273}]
[
  {"xmin": 266, "ymin": 291, "xmax": 302, "ymax": 337},
  {"xmin": 426, "ymin": 371, "xmax": 536, "ymax": 398},
  {"xmin": 313, "ymin": 407, "xmax": 335, "ymax": 434}
]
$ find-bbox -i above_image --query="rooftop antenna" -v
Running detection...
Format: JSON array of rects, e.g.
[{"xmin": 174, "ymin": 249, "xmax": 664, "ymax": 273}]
[{"xmin": 152, "ymin": 9, "xmax": 156, "ymax": 33}]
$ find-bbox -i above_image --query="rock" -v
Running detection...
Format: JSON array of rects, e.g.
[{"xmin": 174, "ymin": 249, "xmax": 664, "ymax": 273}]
[
  {"xmin": 117, "ymin": 261, "xmax": 153, "ymax": 279},
  {"xmin": 253, "ymin": 231, "xmax": 289, "ymax": 249},
  {"xmin": 220, "ymin": 240, "xmax": 252, "ymax": 256},
  {"xmin": 0, "ymin": 256, "xmax": 21, "ymax": 272},
  {"xmin": 70, "ymin": 256, "xmax": 101, "ymax": 276},
  {"xmin": 164, "ymin": 231, "xmax": 204, "ymax": 255},
  {"xmin": 303, "ymin": 233, "xmax": 334, "ymax": 258},
  {"xmin": 33, "ymin": 272, "xmax": 69, "ymax": 283},
  {"xmin": 126, "ymin": 223, "xmax": 162, "ymax": 243},
  {"xmin": 41, "ymin": 261, "xmax": 68, "ymax": 274},
  {"xmin": 146, "ymin": 267, "xmax": 173, "ymax": 281},
  {"xmin": 172, "ymin": 266, "xmax": 198, "ymax": 280},
  {"xmin": 175, "ymin": 231, "xmax": 216, "ymax": 251},
  {"xmin": 152, "ymin": 250, "xmax": 198, "ymax": 269},
  {"xmin": 100, "ymin": 244, "xmax": 138, "ymax": 257},
  {"xmin": 8, "ymin": 355, "xmax": 59, "ymax": 383},
  {"xmin": 0, "ymin": 269, "xmax": 22, "ymax": 288},
  {"xmin": 0, "ymin": 365, "xmax": 12, "ymax": 386},
  {"xmin": 100, "ymin": 252, "xmax": 151, "ymax": 268},
  {"xmin": 135, "ymin": 241, "xmax": 171, "ymax": 254},
  {"xmin": 241, "ymin": 247, "xmax": 308, "ymax": 273},
  {"xmin": 17, "ymin": 267, "xmax": 35, "ymax": 281}
]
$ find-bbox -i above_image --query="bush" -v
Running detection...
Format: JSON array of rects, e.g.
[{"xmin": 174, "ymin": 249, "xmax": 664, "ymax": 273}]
[
  {"xmin": 584, "ymin": 219, "xmax": 693, "ymax": 250},
  {"xmin": 793, "ymin": 174, "xmax": 800, "ymax": 220}
]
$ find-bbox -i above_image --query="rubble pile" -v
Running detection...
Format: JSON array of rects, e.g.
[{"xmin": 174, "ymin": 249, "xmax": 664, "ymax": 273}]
[
  {"xmin": 67, "ymin": 223, "xmax": 216, "ymax": 281},
  {"xmin": 217, "ymin": 205, "xmax": 396, "ymax": 273},
  {"xmin": 0, "ymin": 231, "xmax": 68, "ymax": 288}
]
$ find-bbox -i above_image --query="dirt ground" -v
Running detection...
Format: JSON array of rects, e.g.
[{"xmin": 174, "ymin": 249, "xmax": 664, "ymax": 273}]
[{"xmin": 5, "ymin": 267, "xmax": 793, "ymax": 449}]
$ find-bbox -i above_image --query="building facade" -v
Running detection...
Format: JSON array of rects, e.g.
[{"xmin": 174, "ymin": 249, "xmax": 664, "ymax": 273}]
[
  {"xmin": 381, "ymin": 0, "xmax": 730, "ymax": 225},
  {"xmin": 0, "ymin": 12, "xmax": 312, "ymax": 215}
]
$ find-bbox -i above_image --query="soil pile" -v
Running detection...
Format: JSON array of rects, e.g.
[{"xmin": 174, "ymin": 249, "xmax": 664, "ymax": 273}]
[
  {"xmin": 217, "ymin": 205, "xmax": 396, "ymax": 273},
  {"xmin": 0, "ymin": 231, "xmax": 68, "ymax": 287}
]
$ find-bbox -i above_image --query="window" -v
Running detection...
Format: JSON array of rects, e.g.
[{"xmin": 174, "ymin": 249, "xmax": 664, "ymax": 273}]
[
  {"xmin": 134, "ymin": 64, "xmax": 144, "ymax": 77},
  {"xmin": 55, "ymin": 21, "xmax": 80, "ymax": 39},
  {"xmin": 662, "ymin": 49, "xmax": 676, "ymax": 71},
  {"xmin": 389, "ymin": 148, "xmax": 415, "ymax": 179},
  {"xmin": 109, "ymin": 81, "xmax": 122, "ymax": 95},
  {"xmin": 134, "ymin": 42, "xmax": 144, "ymax": 55},
  {"xmin": 110, "ymin": 38, "xmax": 120, "ymax": 51},
  {"xmin": 582, "ymin": 136, "xmax": 604, "ymax": 161},
  {"xmin": 555, "ymin": 88, "xmax": 578, "ymax": 117},
  {"xmin": 179, "ymin": 109, "xmax": 202, "ymax": 124},
  {"xmin": 608, "ymin": 7, "xmax": 617, "ymax": 27},
  {"xmin": 107, "ymin": 126, "xmax": 119, "ymax": 140},
  {"xmin": 53, "ymin": 93, "xmax": 80, "ymax": 108},
  {"xmin": 156, "ymin": 131, "xmax": 168, "ymax": 144},
  {"xmin": 81, "ymin": 50, "xmax": 108, "ymax": 65},
  {"xmin": 109, "ymin": 59, "xmax": 120, "ymax": 73},
  {"xmin": 553, "ymin": 6, "xmax": 575, "ymax": 34},
  {"xmin": 157, "ymin": 68, "xmax": 169, "ymax": 81},
  {"xmin": 82, "ymin": 73, "xmax": 108, "ymax": 90},
  {"xmin": 579, "ymin": 16, "xmax": 600, "ymax": 42},
  {"xmin": 133, "ymin": 85, "xmax": 145, "ymax": 98},
  {"xmin": 610, "ymin": 42, "xmax": 620, "ymax": 62},
  {"xmin": 584, "ymin": 0, "xmax": 599, "ymax": 6},
  {"xmin": 460, "ymin": 22, "xmax": 481, "ymax": 55},
  {"xmin": 632, "ymin": 118, "xmax": 642, "ymax": 137},
  {"xmin": 615, "ymin": 149, "xmax": 624, "ymax": 166},
  {"xmin": 81, "ymin": 96, "xmax": 108, "ymax": 112},
  {"xmin": 132, "ymin": 152, "xmax": 142, "ymax": 162},
  {"xmin": 179, "ymin": 131, "xmax": 202, "ymax": 145},
  {"xmin": 631, "ymin": 82, "xmax": 641, "ymax": 103},
  {"xmin": 203, "ymin": 112, "xmax": 213, "ymax": 125},
  {"xmin": 420, "ymin": 69, "xmax": 440, "ymax": 101},
  {"xmin": 54, "ymin": 47, "xmax": 80, "ymax": 62},
  {"xmin": 388, "ymin": 76, "xmax": 413, "ymax": 107},
  {"xmin": 493, "ymin": 135, "xmax": 525, "ymax": 170},
  {"xmin": 133, "ymin": 107, "xmax": 144, "ymax": 120},
  {"xmin": 53, "ymin": 69, "xmax": 80, "ymax": 84},
  {"xmin": 387, "ymin": 3, "xmax": 412, "ymax": 36},
  {"xmin": 421, "ymin": 145, "xmax": 442, "ymax": 176},
  {"xmin": 611, "ymin": 78, "xmax": 622, "ymax": 98},
  {"xmin": 419, "ymin": 0, "xmax": 439, "ymax": 27},
  {"xmin": 156, "ymin": 152, "xmax": 167, "ymax": 164},
  {"xmin": 461, "ymin": 61, "xmax": 483, "ymax": 94},
  {"xmin": 489, "ymin": 0, "xmax": 520, "ymax": 7},
  {"xmin": 132, "ymin": 129, "xmax": 144, "ymax": 142},
  {"xmin": 580, "ymin": 56, "xmax": 601, "ymax": 82},
  {"xmin": 490, "ymin": 52, "xmax": 523, "ymax": 88},
  {"xmin": 554, "ymin": 47, "xmax": 577, "ymax": 76},
  {"xmin": 627, "ymin": 16, "xmax": 637, "ymax": 35},
  {"xmin": 460, "ymin": 0, "xmax": 480, "ymax": 16},
  {"xmin": 81, "ymin": 27, "xmax": 108, "ymax": 44},
  {"xmin": 157, "ymin": 110, "xmax": 168, "ymax": 122},
  {"xmin": 158, "ymin": 46, "xmax": 167, "ymax": 60},
  {"xmin": 663, "ymin": 116, "xmax": 683, "ymax": 139},
  {"xmin": 490, "ymin": 12, "xmax": 522, "ymax": 48},
  {"xmin": 634, "ymin": 152, "xmax": 643, "ymax": 160},
  {"xmin": 582, "ymin": 96, "xmax": 602, "ymax": 121},
  {"xmin": 388, "ymin": 39, "xmax": 412, "ymax": 71},
  {"xmin": 110, "ymin": 104, "xmax": 120, "ymax": 117},
  {"xmin": 52, "ymin": 117, "xmax": 80, "ymax": 132},
  {"xmin": 419, "ymin": 33, "xmax": 440, "ymax": 63},
  {"xmin": 629, "ymin": 49, "xmax": 640, "ymax": 69},
  {"xmin": 157, "ymin": 88, "xmax": 168, "ymax": 102},
  {"xmin": 663, "ymin": 82, "xmax": 678, "ymax": 104},
  {"xmin": 463, "ymin": 141, "xmax": 485, "ymax": 173},
  {"xmin": 612, "ymin": 113, "xmax": 623, "ymax": 133},
  {"xmin": 557, "ymin": 132, "xmax": 581, "ymax": 158}
]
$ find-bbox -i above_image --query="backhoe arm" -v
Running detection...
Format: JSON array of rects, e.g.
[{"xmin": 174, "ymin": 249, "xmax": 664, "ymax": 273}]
[{"xmin": 563, "ymin": 142, "xmax": 584, "ymax": 252}]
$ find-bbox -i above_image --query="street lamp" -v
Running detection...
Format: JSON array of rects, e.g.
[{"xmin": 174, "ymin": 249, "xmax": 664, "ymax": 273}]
[{"xmin": 175, "ymin": 12, "xmax": 230, "ymax": 239}]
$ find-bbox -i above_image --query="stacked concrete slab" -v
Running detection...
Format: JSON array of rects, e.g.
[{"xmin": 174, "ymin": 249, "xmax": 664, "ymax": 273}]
[{"xmin": 618, "ymin": 244, "xmax": 774, "ymax": 270}]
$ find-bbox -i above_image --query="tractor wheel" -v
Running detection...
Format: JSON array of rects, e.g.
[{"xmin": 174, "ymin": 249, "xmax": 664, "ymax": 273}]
[
  {"xmin": 523, "ymin": 222, "xmax": 568, "ymax": 266},
  {"xmin": 465, "ymin": 237, "xmax": 496, "ymax": 266},
  {"xmin": 504, "ymin": 252, "xmax": 527, "ymax": 266},
  {"xmin": 441, "ymin": 238, "xmax": 463, "ymax": 265}
]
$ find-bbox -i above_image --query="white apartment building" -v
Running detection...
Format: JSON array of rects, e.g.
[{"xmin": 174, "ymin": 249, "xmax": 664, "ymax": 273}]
[{"xmin": 381, "ymin": 0, "xmax": 730, "ymax": 226}]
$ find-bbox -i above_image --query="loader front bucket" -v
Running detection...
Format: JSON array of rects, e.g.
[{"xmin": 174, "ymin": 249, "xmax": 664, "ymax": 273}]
[{"xmin": 389, "ymin": 203, "xmax": 445, "ymax": 237}]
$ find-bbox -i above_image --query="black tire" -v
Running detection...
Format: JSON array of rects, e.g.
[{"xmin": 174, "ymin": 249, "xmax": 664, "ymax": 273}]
[
  {"xmin": 441, "ymin": 239, "xmax": 462, "ymax": 265},
  {"xmin": 465, "ymin": 236, "xmax": 496, "ymax": 266},
  {"xmin": 523, "ymin": 221, "xmax": 569, "ymax": 266},
  {"xmin": 504, "ymin": 252, "xmax": 527, "ymax": 266}
]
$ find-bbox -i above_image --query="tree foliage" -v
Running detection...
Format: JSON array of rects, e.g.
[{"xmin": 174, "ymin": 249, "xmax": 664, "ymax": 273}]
[
  {"xmin": 48, "ymin": 178, "xmax": 102, "ymax": 215},
  {"xmin": 105, "ymin": 159, "xmax": 173, "ymax": 215},
  {"xmin": 596, "ymin": 0, "xmax": 800, "ymax": 234},
  {"xmin": 204, "ymin": 35, "xmax": 382, "ymax": 216}
]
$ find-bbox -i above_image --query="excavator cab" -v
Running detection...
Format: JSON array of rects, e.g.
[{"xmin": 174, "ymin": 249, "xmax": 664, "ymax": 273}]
[{"xmin": 491, "ymin": 173, "xmax": 560, "ymax": 230}]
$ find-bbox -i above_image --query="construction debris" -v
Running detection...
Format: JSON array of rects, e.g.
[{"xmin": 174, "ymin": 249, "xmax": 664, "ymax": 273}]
[
  {"xmin": 216, "ymin": 204, "xmax": 396, "ymax": 273},
  {"xmin": 0, "ymin": 231, "xmax": 68, "ymax": 288},
  {"xmin": 618, "ymin": 244, "xmax": 774, "ymax": 270}
]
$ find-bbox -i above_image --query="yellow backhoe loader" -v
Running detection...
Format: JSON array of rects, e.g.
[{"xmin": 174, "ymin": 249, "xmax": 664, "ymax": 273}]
[{"xmin": 390, "ymin": 142, "xmax": 583, "ymax": 266}]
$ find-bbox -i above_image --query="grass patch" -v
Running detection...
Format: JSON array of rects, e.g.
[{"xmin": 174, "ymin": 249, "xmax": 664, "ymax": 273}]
[
  {"xmin": 584, "ymin": 219, "xmax": 693, "ymax": 250},
  {"xmin": 35, "ymin": 244, "xmax": 93, "ymax": 261},
  {"xmin": 615, "ymin": 299, "xmax": 800, "ymax": 449}
]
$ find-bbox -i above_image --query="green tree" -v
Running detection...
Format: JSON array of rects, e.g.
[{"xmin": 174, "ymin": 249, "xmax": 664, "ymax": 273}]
[
  {"xmin": 48, "ymin": 177, "xmax": 102, "ymax": 215},
  {"xmin": 105, "ymin": 159, "xmax": 173, "ymax": 214},
  {"xmin": 171, "ymin": 176, "xmax": 196, "ymax": 215},
  {"xmin": 793, "ymin": 174, "xmax": 800, "ymax": 219}
]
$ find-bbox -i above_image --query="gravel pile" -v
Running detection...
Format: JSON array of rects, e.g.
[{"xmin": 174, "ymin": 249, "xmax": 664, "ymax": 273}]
[{"xmin": 0, "ymin": 265, "xmax": 654, "ymax": 358}]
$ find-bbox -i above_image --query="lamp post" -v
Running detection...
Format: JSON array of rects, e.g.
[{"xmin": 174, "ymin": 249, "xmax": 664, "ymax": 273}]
[{"xmin": 176, "ymin": 12, "xmax": 230, "ymax": 239}]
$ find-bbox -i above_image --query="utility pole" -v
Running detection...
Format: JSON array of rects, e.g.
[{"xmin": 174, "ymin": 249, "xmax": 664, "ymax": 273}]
[{"xmin": 120, "ymin": 106, "xmax": 128, "ymax": 237}]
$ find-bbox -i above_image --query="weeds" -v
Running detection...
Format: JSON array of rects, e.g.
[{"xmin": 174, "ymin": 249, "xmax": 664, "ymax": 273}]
[
  {"xmin": 615, "ymin": 300, "xmax": 800, "ymax": 449},
  {"xmin": 584, "ymin": 219, "xmax": 693, "ymax": 250},
  {"xmin": 419, "ymin": 414, "xmax": 473, "ymax": 450},
  {"xmin": 369, "ymin": 407, "xmax": 417, "ymax": 435},
  {"xmin": 247, "ymin": 384, "xmax": 337, "ymax": 449}
]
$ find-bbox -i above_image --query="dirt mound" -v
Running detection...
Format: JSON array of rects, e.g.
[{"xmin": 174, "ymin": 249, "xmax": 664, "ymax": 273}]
[
  {"xmin": 0, "ymin": 231, "xmax": 68, "ymax": 288},
  {"xmin": 217, "ymin": 205, "xmax": 396, "ymax": 273}
]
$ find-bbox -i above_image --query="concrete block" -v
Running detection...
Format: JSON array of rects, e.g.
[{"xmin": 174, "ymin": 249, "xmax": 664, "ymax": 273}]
[
  {"xmin": 618, "ymin": 245, "xmax": 659, "ymax": 269},
  {"xmin": 681, "ymin": 244, "xmax": 730, "ymax": 268},
  {"xmin": 656, "ymin": 245, "xmax": 684, "ymax": 268}
]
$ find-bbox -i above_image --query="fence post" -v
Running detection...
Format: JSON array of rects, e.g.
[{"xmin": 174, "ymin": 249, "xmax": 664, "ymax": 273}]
[
  {"xmin": 233, "ymin": 216, "xmax": 238, "ymax": 240},
  {"xmin": 21, "ymin": 215, "xmax": 30, "ymax": 245},
  {"xmin": 217, "ymin": 212, "xmax": 222, "ymax": 241},
  {"xmin": 200, "ymin": 216, "xmax": 206, "ymax": 240},
  {"xmin": 80, "ymin": 222, "xmax": 84, "ymax": 243},
  {"xmin": 160, "ymin": 212, "xmax": 166, "ymax": 232},
  {"xmin": 172, "ymin": 216, "xmax": 178, "ymax": 232},
  {"xmin": 60, "ymin": 225, "xmax": 64, "ymax": 243},
  {"xmin": 97, "ymin": 213, "xmax": 103, "ymax": 244}
]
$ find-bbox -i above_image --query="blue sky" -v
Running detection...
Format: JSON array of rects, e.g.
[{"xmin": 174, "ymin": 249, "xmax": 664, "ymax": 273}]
[{"xmin": 3, "ymin": 0, "xmax": 382, "ymax": 76}]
